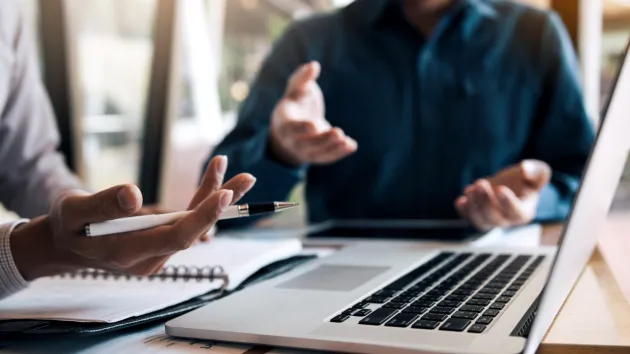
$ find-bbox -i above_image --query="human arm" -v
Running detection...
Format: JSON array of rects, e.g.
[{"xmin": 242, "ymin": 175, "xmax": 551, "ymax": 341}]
[
  {"xmin": 522, "ymin": 11, "xmax": 595, "ymax": 221},
  {"xmin": 0, "ymin": 1, "xmax": 82, "ymax": 218},
  {"xmin": 454, "ymin": 11, "xmax": 595, "ymax": 230},
  {"xmin": 212, "ymin": 25, "xmax": 355, "ymax": 229},
  {"xmin": 1, "ymin": 156, "xmax": 255, "ymax": 299}
]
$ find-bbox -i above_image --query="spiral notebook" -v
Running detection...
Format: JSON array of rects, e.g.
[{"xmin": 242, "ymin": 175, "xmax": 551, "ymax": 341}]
[{"xmin": 0, "ymin": 237, "xmax": 302, "ymax": 324}]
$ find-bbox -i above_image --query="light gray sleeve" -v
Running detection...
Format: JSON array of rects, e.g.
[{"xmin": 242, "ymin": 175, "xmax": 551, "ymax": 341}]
[
  {"xmin": 0, "ymin": 0, "xmax": 83, "ymax": 218},
  {"xmin": 0, "ymin": 220, "xmax": 29, "ymax": 299}
]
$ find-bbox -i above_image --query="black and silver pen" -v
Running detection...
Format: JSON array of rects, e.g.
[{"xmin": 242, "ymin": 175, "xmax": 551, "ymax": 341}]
[{"xmin": 85, "ymin": 202, "xmax": 299, "ymax": 237}]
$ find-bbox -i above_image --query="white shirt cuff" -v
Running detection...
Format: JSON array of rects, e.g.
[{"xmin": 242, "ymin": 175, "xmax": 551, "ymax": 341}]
[{"xmin": 0, "ymin": 219, "xmax": 30, "ymax": 298}]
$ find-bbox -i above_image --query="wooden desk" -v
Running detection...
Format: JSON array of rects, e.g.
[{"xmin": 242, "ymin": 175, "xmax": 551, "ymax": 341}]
[{"xmin": 539, "ymin": 222, "xmax": 630, "ymax": 354}]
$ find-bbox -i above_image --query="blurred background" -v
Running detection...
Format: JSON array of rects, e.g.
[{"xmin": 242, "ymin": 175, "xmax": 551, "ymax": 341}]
[{"xmin": 5, "ymin": 0, "xmax": 630, "ymax": 224}]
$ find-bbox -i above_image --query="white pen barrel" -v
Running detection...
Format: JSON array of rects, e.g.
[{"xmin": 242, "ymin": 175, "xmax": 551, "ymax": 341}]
[
  {"xmin": 87, "ymin": 215, "xmax": 159, "ymax": 237},
  {"xmin": 219, "ymin": 205, "xmax": 242, "ymax": 220}
]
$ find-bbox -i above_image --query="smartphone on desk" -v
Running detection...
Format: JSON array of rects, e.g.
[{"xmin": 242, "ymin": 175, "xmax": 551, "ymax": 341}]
[{"xmin": 303, "ymin": 219, "xmax": 486, "ymax": 245}]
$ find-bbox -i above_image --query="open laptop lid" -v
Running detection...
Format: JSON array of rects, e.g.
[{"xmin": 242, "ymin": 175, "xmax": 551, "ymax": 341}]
[{"xmin": 523, "ymin": 39, "xmax": 630, "ymax": 354}]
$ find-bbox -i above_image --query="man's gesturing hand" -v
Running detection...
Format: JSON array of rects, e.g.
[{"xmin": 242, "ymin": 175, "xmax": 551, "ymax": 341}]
[
  {"xmin": 269, "ymin": 61, "xmax": 357, "ymax": 166},
  {"xmin": 455, "ymin": 160, "xmax": 552, "ymax": 232},
  {"xmin": 10, "ymin": 156, "xmax": 256, "ymax": 281}
]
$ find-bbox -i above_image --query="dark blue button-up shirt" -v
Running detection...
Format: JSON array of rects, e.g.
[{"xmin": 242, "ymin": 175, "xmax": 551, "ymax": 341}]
[{"xmin": 211, "ymin": 0, "xmax": 595, "ymax": 229}]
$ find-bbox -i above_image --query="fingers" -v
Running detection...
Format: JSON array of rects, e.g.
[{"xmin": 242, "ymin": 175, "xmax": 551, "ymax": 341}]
[
  {"xmin": 62, "ymin": 184, "xmax": 143, "ymax": 230},
  {"xmin": 463, "ymin": 182, "xmax": 494, "ymax": 231},
  {"xmin": 289, "ymin": 127, "xmax": 357, "ymax": 164},
  {"xmin": 170, "ymin": 189, "xmax": 233, "ymax": 252},
  {"xmin": 312, "ymin": 134, "xmax": 357, "ymax": 163},
  {"xmin": 476, "ymin": 180, "xmax": 509, "ymax": 227},
  {"xmin": 285, "ymin": 61, "xmax": 321, "ymax": 99},
  {"xmin": 458, "ymin": 179, "xmax": 535, "ymax": 231},
  {"xmin": 496, "ymin": 186, "xmax": 528, "ymax": 222},
  {"xmin": 520, "ymin": 159, "xmax": 552, "ymax": 191},
  {"xmin": 220, "ymin": 173, "xmax": 256, "ymax": 204},
  {"xmin": 461, "ymin": 180, "xmax": 511, "ymax": 231},
  {"xmin": 188, "ymin": 155, "xmax": 228, "ymax": 210}
]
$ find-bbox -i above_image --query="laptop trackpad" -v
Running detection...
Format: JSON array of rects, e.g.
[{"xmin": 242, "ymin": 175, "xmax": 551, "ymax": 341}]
[{"xmin": 276, "ymin": 265, "xmax": 390, "ymax": 291}]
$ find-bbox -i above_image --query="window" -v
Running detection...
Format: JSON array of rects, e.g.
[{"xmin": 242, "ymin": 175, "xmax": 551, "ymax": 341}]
[{"xmin": 65, "ymin": 0, "xmax": 157, "ymax": 191}]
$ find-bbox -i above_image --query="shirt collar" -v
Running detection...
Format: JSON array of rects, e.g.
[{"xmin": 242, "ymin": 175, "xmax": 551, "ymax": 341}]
[{"xmin": 345, "ymin": 0, "xmax": 498, "ymax": 27}]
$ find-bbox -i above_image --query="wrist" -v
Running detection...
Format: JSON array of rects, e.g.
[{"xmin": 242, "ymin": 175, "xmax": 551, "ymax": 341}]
[
  {"xmin": 268, "ymin": 130, "xmax": 302, "ymax": 168},
  {"xmin": 10, "ymin": 216, "xmax": 81, "ymax": 281}
]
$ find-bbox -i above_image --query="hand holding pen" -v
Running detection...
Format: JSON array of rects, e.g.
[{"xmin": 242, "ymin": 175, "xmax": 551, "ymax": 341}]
[{"xmin": 11, "ymin": 156, "xmax": 257, "ymax": 281}]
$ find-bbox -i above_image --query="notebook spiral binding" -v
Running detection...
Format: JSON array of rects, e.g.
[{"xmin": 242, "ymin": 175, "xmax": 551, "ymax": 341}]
[{"xmin": 56, "ymin": 265, "xmax": 230, "ymax": 291}]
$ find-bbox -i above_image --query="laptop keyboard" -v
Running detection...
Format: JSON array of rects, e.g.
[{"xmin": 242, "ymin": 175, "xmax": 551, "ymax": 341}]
[{"xmin": 329, "ymin": 252, "xmax": 545, "ymax": 334}]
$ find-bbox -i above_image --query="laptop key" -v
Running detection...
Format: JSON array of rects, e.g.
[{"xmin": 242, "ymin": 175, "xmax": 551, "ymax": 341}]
[
  {"xmin": 373, "ymin": 289, "xmax": 398, "ymax": 297},
  {"xmin": 501, "ymin": 291, "xmax": 517, "ymax": 297},
  {"xmin": 438, "ymin": 300, "xmax": 462, "ymax": 308},
  {"xmin": 412, "ymin": 320, "xmax": 439, "ymax": 330},
  {"xmin": 353, "ymin": 309, "xmax": 372, "ymax": 317},
  {"xmin": 392, "ymin": 296, "xmax": 415, "ymax": 303},
  {"xmin": 452, "ymin": 311, "xmax": 478, "ymax": 320},
  {"xmin": 466, "ymin": 299, "xmax": 490, "ymax": 306},
  {"xmin": 468, "ymin": 323, "xmax": 487, "ymax": 333},
  {"xmin": 430, "ymin": 307, "xmax": 455, "ymax": 314},
  {"xmin": 330, "ymin": 314, "xmax": 350, "ymax": 323},
  {"xmin": 483, "ymin": 309, "xmax": 500, "ymax": 317},
  {"xmin": 446, "ymin": 294, "xmax": 468, "ymax": 302},
  {"xmin": 507, "ymin": 285, "xmax": 521, "ymax": 291},
  {"xmin": 490, "ymin": 302, "xmax": 505, "ymax": 310},
  {"xmin": 412, "ymin": 300, "xmax": 435, "ymax": 308},
  {"xmin": 460, "ymin": 305, "xmax": 484, "ymax": 313},
  {"xmin": 420, "ymin": 295, "xmax": 442, "ymax": 301},
  {"xmin": 352, "ymin": 302, "xmax": 369, "ymax": 309},
  {"xmin": 422, "ymin": 313, "xmax": 447, "ymax": 322},
  {"xmin": 473, "ymin": 294, "xmax": 495, "ymax": 300},
  {"xmin": 402, "ymin": 306, "xmax": 427, "ymax": 314},
  {"xmin": 385, "ymin": 313, "xmax": 419, "ymax": 328},
  {"xmin": 359, "ymin": 308, "xmax": 398, "ymax": 325},
  {"xmin": 383, "ymin": 302, "xmax": 406, "ymax": 309},
  {"xmin": 341, "ymin": 309, "xmax": 356, "ymax": 316},
  {"xmin": 495, "ymin": 296, "xmax": 511, "ymax": 303},
  {"xmin": 453, "ymin": 289, "xmax": 474, "ymax": 296},
  {"xmin": 366, "ymin": 296, "xmax": 390, "ymax": 304},
  {"xmin": 440, "ymin": 318, "xmax": 471, "ymax": 332},
  {"xmin": 476, "ymin": 316, "xmax": 493, "ymax": 325}
]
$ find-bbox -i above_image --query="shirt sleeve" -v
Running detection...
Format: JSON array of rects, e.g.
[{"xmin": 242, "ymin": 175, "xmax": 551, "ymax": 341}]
[
  {"xmin": 0, "ymin": 1, "xmax": 82, "ymax": 218},
  {"xmin": 210, "ymin": 24, "xmax": 310, "ymax": 229},
  {"xmin": 527, "ymin": 11, "xmax": 596, "ymax": 222},
  {"xmin": 0, "ymin": 220, "xmax": 29, "ymax": 299}
]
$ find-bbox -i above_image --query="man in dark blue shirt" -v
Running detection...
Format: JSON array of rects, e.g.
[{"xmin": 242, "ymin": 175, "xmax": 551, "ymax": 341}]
[{"xmin": 209, "ymin": 0, "xmax": 595, "ymax": 231}]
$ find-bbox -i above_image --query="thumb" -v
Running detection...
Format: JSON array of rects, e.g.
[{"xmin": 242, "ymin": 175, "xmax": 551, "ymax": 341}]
[
  {"xmin": 285, "ymin": 61, "xmax": 321, "ymax": 99},
  {"xmin": 61, "ymin": 184, "xmax": 143, "ymax": 229},
  {"xmin": 520, "ymin": 160, "xmax": 552, "ymax": 190}
]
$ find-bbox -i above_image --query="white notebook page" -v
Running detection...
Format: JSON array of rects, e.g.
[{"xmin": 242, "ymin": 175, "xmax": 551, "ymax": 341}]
[{"xmin": 0, "ymin": 237, "xmax": 302, "ymax": 323}]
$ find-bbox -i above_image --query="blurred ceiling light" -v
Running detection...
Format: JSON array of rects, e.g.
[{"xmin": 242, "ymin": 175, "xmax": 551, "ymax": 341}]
[
  {"xmin": 240, "ymin": 0, "xmax": 259, "ymax": 10},
  {"xmin": 230, "ymin": 81, "xmax": 250, "ymax": 102}
]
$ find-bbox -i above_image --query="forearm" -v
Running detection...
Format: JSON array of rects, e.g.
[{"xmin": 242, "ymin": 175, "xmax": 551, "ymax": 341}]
[
  {"xmin": 0, "ymin": 2, "xmax": 84, "ymax": 217},
  {"xmin": 1, "ymin": 153, "xmax": 82, "ymax": 218}
]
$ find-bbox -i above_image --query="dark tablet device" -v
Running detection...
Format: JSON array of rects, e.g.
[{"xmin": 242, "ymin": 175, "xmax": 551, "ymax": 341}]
[{"xmin": 305, "ymin": 219, "xmax": 482, "ymax": 242}]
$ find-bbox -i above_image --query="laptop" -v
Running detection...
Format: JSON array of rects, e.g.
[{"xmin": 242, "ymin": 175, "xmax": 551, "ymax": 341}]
[{"xmin": 165, "ymin": 42, "xmax": 630, "ymax": 354}]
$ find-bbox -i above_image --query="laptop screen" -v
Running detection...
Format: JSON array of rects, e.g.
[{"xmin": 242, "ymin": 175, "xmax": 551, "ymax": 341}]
[{"xmin": 523, "ymin": 39, "xmax": 630, "ymax": 353}]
